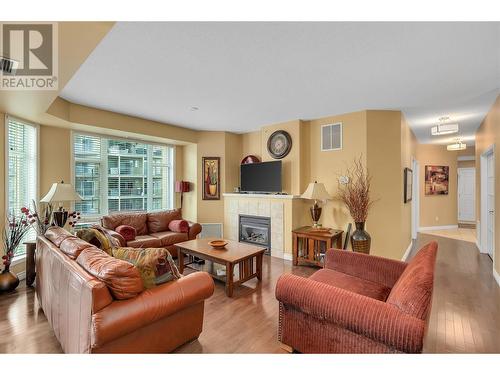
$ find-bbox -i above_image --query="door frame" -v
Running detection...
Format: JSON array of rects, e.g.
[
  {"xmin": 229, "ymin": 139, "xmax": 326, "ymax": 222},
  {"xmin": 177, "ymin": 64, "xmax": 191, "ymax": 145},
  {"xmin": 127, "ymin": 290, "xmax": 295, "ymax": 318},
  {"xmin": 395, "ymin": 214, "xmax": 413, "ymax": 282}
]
[
  {"xmin": 412, "ymin": 158, "xmax": 420, "ymax": 239},
  {"xmin": 457, "ymin": 167, "xmax": 476, "ymax": 223},
  {"xmin": 480, "ymin": 145, "xmax": 495, "ymax": 260}
]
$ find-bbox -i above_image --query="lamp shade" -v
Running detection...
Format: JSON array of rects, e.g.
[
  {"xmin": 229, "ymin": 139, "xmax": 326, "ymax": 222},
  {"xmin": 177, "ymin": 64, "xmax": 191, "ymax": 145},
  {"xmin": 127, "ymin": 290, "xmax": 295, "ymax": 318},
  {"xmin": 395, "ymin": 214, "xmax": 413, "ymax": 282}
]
[
  {"xmin": 40, "ymin": 182, "xmax": 82, "ymax": 203},
  {"xmin": 301, "ymin": 181, "xmax": 331, "ymax": 201},
  {"xmin": 175, "ymin": 181, "xmax": 191, "ymax": 193}
]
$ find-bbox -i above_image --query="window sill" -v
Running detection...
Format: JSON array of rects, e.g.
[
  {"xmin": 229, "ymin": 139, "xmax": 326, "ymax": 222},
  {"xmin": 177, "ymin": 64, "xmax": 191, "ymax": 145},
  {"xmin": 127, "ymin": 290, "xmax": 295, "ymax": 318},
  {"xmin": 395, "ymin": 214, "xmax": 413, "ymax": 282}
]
[{"xmin": 11, "ymin": 254, "xmax": 26, "ymax": 267}]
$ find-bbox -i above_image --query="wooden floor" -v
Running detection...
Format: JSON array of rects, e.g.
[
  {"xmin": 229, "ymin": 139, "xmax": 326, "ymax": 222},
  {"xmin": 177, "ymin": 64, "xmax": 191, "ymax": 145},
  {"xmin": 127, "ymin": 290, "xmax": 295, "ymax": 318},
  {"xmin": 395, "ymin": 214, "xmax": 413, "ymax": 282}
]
[{"xmin": 0, "ymin": 233, "xmax": 499, "ymax": 353}]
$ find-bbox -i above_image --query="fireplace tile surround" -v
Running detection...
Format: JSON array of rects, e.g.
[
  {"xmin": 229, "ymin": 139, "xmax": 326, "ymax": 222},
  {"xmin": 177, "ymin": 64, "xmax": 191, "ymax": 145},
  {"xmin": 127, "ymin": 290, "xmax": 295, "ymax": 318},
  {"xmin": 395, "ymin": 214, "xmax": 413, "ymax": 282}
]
[{"xmin": 223, "ymin": 193, "xmax": 307, "ymax": 260}]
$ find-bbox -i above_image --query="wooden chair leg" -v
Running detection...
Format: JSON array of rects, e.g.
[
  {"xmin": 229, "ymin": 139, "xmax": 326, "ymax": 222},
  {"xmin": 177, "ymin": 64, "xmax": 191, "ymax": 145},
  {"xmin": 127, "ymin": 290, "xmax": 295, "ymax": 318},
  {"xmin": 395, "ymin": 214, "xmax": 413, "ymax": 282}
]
[{"xmin": 279, "ymin": 341, "xmax": 294, "ymax": 353}]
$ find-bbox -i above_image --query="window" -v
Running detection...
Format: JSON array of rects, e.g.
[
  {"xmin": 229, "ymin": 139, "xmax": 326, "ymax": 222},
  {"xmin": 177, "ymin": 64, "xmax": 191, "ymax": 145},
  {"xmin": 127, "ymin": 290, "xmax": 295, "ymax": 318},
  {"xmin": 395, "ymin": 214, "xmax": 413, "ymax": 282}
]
[
  {"xmin": 6, "ymin": 116, "xmax": 38, "ymax": 256},
  {"xmin": 73, "ymin": 133, "xmax": 174, "ymax": 217}
]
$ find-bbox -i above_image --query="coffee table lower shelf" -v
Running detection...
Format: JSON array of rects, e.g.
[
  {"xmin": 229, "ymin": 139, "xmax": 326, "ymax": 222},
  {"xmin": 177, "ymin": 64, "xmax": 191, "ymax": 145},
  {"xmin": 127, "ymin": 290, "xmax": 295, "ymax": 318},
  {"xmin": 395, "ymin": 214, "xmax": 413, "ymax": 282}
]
[{"xmin": 175, "ymin": 240, "xmax": 265, "ymax": 297}]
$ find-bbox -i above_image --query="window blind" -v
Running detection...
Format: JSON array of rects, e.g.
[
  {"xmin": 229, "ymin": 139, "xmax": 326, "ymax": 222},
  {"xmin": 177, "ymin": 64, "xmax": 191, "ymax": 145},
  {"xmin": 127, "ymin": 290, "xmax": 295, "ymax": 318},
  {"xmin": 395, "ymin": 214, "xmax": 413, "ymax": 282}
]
[{"xmin": 7, "ymin": 116, "xmax": 38, "ymax": 256}]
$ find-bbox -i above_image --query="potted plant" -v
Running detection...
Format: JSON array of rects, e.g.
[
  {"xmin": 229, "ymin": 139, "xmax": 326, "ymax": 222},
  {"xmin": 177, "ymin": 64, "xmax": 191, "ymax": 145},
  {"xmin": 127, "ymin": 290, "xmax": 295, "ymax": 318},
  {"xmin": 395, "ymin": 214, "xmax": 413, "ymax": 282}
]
[
  {"xmin": 0, "ymin": 209, "xmax": 35, "ymax": 293},
  {"xmin": 208, "ymin": 165, "xmax": 217, "ymax": 196},
  {"xmin": 336, "ymin": 156, "xmax": 376, "ymax": 254}
]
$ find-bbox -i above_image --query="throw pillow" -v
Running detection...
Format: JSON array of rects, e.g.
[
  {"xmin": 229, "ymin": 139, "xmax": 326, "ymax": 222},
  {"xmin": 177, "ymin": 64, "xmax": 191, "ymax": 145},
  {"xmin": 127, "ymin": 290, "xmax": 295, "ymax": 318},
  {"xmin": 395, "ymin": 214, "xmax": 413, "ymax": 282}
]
[
  {"xmin": 115, "ymin": 225, "xmax": 137, "ymax": 241},
  {"xmin": 168, "ymin": 219, "xmax": 189, "ymax": 233},
  {"xmin": 76, "ymin": 226, "xmax": 119, "ymax": 255},
  {"xmin": 112, "ymin": 247, "xmax": 182, "ymax": 289}
]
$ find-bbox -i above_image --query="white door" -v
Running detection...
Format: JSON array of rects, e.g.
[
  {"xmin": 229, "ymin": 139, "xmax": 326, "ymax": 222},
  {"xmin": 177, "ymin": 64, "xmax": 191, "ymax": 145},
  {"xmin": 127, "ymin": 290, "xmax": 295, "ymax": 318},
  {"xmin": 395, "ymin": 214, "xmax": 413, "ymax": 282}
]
[
  {"xmin": 486, "ymin": 153, "xmax": 495, "ymax": 258},
  {"xmin": 458, "ymin": 168, "xmax": 476, "ymax": 222}
]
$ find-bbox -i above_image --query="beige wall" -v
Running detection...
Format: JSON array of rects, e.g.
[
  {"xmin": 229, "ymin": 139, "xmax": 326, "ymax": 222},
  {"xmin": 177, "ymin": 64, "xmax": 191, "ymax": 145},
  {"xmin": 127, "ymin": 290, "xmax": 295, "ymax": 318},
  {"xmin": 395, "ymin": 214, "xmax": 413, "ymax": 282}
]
[
  {"xmin": 237, "ymin": 109, "xmax": 417, "ymax": 260},
  {"xmin": 475, "ymin": 94, "xmax": 500, "ymax": 275},
  {"xmin": 40, "ymin": 126, "xmax": 72, "ymax": 197},
  {"xmin": 182, "ymin": 144, "xmax": 198, "ymax": 222},
  {"xmin": 308, "ymin": 111, "xmax": 367, "ymax": 233},
  {"xmin": 416, "ymin": 144, "xmax": 458, "ymax": 228}
]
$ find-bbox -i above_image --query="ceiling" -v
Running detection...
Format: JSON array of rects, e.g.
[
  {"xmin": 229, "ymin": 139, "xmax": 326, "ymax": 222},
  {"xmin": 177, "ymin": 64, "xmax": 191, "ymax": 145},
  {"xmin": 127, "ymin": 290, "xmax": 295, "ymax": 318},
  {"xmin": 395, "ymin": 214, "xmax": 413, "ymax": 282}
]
[{"xmin": 60, "ymin": 22, "xmax": 500, "ymax": 144}]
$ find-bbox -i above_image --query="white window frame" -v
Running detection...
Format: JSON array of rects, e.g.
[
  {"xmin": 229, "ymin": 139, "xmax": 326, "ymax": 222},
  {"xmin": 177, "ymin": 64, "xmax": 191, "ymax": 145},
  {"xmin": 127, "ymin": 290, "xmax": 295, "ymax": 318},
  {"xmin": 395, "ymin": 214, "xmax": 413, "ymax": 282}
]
[
  {"xmin": 71, "ymin": 131, "xmax": 175, "ymax": 220},
  {"xmin": 4, "ymin": 114, "xmax": 40, "ymax": 261}
]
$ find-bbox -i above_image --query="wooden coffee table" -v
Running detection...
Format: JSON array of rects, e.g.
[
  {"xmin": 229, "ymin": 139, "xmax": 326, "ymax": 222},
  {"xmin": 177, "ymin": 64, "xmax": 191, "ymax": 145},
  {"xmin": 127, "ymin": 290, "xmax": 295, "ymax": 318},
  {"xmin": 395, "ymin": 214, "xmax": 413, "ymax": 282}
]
[{"xmin": 175, "ymin": 238, "xmax": 266, "ymax": 297}]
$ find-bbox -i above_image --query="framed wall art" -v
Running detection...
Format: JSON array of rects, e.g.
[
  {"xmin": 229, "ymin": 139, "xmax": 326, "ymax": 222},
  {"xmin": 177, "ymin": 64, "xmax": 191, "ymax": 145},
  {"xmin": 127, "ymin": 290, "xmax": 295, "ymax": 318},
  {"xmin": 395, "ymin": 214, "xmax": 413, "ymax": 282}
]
[
  {"xmin": 202, "ymin": 157, "xmax": 220, "ymax": 200},
  {"xmin": 425, "ymin": 165, "xmax": 449, "ymax": 195},
  {"xmin": 404, "ymin": 167, "xmax": 413, "ymax": 203}
]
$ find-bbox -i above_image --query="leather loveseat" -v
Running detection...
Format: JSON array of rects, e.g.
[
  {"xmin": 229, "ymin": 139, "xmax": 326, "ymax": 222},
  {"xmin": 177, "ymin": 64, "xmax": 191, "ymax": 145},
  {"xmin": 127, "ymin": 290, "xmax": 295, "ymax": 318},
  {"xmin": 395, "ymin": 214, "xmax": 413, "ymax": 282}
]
[
  {"xmin": 100, "ymin": 209, "xmax": 202, "ymax": 257},
  {"xmin": 275, "ymin": 242, "xmax": 438, "ymax": 353},
  {"xmin": 36, "ymin": 226, "xmax": 214, "ymax": 353}
]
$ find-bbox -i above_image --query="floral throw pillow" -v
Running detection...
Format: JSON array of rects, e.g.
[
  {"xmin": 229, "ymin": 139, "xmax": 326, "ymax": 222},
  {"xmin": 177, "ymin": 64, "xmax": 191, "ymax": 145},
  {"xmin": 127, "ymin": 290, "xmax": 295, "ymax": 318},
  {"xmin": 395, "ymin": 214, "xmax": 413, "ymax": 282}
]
[
  {"xmin": 76, "ymin": 227, "xmax": 116, "ymax": 255},
  {"xmin": 112, "ymin": 247, "xmax": 182, "ymax": 289}
]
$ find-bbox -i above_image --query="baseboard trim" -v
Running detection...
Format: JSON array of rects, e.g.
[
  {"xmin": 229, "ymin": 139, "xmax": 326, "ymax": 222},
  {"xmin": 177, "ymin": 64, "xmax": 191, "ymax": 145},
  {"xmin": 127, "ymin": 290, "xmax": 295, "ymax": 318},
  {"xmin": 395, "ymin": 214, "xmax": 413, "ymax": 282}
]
[
  {"xmin": 493, "ymin": 268, "xmax": 500, "ymax": 287},
  {"xmin": 419, "ymin": 225, "xmax": 459, "ymax": 232},
  {"xmin": 283, "ymin": 253, "xmax": 293, "ymax": 261},
  {"xmin": 402, "ymin": 241, "xmax": 413, "ymax": 261},
  {"xmin": 476, "ymin": 239, "xmax": 484, "ymax": 253},
  {"xmin": 17, "ymin": 271, "xmax": 26, "ymax": 281}
]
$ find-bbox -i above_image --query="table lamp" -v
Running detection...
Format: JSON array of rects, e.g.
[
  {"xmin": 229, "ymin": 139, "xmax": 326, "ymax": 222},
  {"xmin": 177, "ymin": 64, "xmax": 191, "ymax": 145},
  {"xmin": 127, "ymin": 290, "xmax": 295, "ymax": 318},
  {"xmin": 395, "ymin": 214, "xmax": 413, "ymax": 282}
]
[
  {"xmin": 40, "ymin": 181, "xmax": 82, "ymax": 227},
  {"xmin": 175, "ymin": 180, "xmax": 191, "ymax": 209},
  {"xmin": 301, "ymin": 181, "xmax": 332, "ymax": 228}
]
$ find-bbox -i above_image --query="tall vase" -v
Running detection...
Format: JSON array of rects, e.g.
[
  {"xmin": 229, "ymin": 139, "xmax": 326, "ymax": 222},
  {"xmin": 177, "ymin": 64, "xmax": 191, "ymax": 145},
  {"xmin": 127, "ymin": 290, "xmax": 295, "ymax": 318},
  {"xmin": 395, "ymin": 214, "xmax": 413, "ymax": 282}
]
[
  {"xmin": 351, "ymin": 222, "xmax": 371, "ymax": 254},
  {"xmin": 0, "ymin": 266, "xmax": 20, "ymax": 293}
]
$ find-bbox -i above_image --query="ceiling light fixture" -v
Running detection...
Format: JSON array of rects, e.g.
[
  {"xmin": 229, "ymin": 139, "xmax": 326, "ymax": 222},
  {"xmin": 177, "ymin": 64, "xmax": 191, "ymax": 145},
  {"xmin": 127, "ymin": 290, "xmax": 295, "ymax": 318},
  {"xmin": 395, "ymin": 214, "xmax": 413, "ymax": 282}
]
[
  {"xmin": 431, "ymin": 116, "xmax": 459, "ymax": 136},
  {"xmin": 447, "ymin": 139, "xmax": 466, "ymax": 151},
  {"xmin": 190, "ymin": 106, "xmax": 199, "ymax": 111}
]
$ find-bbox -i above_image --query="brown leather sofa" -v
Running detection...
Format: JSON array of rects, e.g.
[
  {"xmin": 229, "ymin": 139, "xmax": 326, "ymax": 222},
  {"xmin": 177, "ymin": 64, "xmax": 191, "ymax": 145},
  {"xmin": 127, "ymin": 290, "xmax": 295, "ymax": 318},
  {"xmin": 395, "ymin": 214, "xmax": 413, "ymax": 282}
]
[
  {"xmin": 36, "ymin": 227, "xmax": 214, "ymax": 353},
  {"xmin": 100, "ymin": 209, "xmax": 202, "ymax": 257},
  {"xmin": 275, "ymin": 242, "xmax": 438, "ymax": 353}
]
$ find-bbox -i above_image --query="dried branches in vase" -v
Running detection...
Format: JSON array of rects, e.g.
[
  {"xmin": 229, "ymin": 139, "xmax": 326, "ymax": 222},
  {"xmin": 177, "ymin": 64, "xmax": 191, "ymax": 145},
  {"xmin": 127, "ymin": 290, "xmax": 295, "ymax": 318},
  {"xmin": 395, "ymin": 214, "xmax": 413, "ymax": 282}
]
[
  {"xmin": 336, "ymin": 156, "xmax": 376, "ymax": 254},
  {"xmin": 30, "ymin": 200, "xmax": 54, "ymax": 235}
]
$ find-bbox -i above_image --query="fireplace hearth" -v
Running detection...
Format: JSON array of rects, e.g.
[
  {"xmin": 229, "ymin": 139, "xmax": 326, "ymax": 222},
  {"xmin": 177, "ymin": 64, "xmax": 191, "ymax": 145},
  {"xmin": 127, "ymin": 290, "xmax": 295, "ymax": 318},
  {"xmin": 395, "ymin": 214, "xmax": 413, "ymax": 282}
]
[{"xmin": 239, "ymin": 215, "xmax": 271, "ymax": 255}]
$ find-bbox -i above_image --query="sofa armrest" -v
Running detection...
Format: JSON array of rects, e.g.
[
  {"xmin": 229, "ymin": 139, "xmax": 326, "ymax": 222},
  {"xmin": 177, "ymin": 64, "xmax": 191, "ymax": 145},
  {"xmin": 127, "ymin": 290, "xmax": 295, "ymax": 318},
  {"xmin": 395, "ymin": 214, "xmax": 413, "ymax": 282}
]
[
  {"xmin": 91, "ymin": 271, "xmax": 214, "ymax": 348},
  {"xmin": 276, "ymin": 273, "xmax": 425, "ymax": 353},
  {"xmin": 98, "ymin": 227, "xmax": 126, "ymax": 247},
  {"xmin": 187, "ymin": 221, "xmax": 202, "ymax": 239},
  {"xmin": 325, "ymin": 249, "xmax": 407, "ymax": 288}
]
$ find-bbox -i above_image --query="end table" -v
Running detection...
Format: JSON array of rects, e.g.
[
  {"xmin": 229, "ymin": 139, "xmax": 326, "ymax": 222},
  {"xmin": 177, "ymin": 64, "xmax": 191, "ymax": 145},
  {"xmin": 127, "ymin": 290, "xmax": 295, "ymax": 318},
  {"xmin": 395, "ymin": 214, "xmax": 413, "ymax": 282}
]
[
  {"xmin": 24, "ymin": 240, "xmax": 37, "ymax": 287},
  {"xmin": 292, "ymin": 226, "xmax": 343, "ymax": 267}
]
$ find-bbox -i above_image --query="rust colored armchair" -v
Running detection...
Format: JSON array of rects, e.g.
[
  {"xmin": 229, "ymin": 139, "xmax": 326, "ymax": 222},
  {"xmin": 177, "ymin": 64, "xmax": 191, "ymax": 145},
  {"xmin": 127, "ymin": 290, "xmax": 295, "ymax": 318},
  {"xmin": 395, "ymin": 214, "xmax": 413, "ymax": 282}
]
[{"xmin": 275, "ymin": 242, "xmax": 438, "ymax": 353}]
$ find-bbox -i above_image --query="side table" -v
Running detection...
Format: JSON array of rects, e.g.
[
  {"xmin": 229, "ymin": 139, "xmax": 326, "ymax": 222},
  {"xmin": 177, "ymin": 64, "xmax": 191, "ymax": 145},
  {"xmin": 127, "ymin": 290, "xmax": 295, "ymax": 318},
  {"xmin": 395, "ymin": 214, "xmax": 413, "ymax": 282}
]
[
  {"xmin": 24, "ymin": 240, "xmax": 37, "ymax": 287},
  {"xmin": 292, "ymin": 226, "xmax": 343, "ymax": 267}
]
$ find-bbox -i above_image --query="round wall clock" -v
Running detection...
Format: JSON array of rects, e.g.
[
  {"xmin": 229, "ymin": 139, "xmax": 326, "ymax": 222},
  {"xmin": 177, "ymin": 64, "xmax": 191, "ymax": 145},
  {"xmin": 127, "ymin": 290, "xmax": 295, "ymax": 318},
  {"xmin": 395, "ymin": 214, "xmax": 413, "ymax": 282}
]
[{"xmin": 267, "ymin": 130, "xmax": 292, "ymax": 159}]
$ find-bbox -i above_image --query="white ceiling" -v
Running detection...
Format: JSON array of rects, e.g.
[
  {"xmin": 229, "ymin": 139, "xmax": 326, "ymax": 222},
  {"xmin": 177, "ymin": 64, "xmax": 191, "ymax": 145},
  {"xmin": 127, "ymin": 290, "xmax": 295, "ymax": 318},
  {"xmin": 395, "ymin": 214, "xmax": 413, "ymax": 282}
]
[{"xmin": 61, "ymin": 22, "xmax": 500, "ymax": 144}]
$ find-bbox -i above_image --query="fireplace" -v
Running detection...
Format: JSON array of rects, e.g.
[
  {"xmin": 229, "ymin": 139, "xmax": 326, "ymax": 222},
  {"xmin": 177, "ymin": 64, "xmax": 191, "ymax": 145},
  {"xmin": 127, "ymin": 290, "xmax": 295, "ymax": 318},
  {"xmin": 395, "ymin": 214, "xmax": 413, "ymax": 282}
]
[{"xmin": 239, "ymin": 215, "xmax": 271, "ymax": 255}]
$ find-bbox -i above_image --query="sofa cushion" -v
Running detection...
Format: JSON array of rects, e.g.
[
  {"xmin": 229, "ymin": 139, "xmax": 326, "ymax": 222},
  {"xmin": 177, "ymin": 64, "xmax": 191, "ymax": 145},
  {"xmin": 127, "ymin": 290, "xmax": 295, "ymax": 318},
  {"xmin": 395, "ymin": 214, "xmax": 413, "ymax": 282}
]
[
  {"xmin": 386, "ymin": 241, "xmax": 438, "ymax": 320},
  {"xmin": 147, "ymin": 209, "xmax": 182, "ymax": 233},
  {"xmin": 168, "ymin": 219, "xmax": 189, "ymax": 233},
  {"xmin": 101, "ymin": 212, "xmax": 148, "ymax": 236},
  {"xmin": 150, "ymin": 231, "xmax": 189, "ymax": 246},
  {"xmin": 45, "ymin": 226, "xmax": 73, "ymax": 247},
  {"xmin": 77, "ymin": 246, "xmax": 144, "ymax": 300},
  {"xmin": 115, "ymin": 225, "xmax": 137, "ymax": 242},
  {"xmin": 59, "ymin": 236, "xmax": 94, "ymax": 259},
  {"xmin": 126, "ymin": 235, "xmax": 162, "ymax": 248},
  {"xmin": 112, "ymin": 247, "xmax": 181, "ymax": 289},
  {"xmin": 309, "ymin": 268, "xmax": 391, "ymax": 301}
]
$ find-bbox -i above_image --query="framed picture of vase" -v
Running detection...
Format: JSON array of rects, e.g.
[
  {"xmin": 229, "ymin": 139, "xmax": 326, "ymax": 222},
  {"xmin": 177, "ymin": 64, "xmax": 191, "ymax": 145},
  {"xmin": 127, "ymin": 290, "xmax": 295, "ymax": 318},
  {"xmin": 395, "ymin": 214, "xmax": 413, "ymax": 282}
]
[
  {"xmin": 425, "ymin": 165, "xmax": 449, "ymax": 195},
  {"xmin": 202, "ymin": 157, "xmax": 220, "ymax": 200}
]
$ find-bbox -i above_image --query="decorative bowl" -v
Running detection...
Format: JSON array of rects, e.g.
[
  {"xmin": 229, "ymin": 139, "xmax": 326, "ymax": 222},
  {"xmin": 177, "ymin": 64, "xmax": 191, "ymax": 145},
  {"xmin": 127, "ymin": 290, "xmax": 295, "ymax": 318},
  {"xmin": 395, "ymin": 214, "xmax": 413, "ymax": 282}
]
[{"xmin": 209, "ymin": 240, "xmax": 228, "ymax": 249}]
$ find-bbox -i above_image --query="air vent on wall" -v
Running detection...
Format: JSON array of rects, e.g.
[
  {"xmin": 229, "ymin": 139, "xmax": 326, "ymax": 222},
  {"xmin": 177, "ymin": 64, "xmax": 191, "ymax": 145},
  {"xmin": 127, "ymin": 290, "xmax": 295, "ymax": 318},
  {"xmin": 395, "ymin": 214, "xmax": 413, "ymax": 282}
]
[
  {"xmin": 321, "ymin": 122, "xmax": 342, "ymax": 151},
  {"xmin": 0, "ymin": 57, "xmax": 18, "ymax": 75}
]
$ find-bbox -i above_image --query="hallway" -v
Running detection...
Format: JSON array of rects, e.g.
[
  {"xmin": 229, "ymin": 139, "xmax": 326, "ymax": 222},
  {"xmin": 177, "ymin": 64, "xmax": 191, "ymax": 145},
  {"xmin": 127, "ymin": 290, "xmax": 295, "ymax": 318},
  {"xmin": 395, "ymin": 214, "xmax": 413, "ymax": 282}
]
[{"xmin": 412, "ymin": 233, "xmax": 500, "ymax": 353}]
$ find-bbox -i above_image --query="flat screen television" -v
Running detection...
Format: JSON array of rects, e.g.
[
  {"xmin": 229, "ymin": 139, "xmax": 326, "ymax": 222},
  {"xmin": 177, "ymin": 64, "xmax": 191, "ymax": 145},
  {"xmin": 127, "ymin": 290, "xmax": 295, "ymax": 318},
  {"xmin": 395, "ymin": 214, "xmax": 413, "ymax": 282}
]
[{"xmin": 240, "ymin": 161, "xmax": 282, "ymax": 193}]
